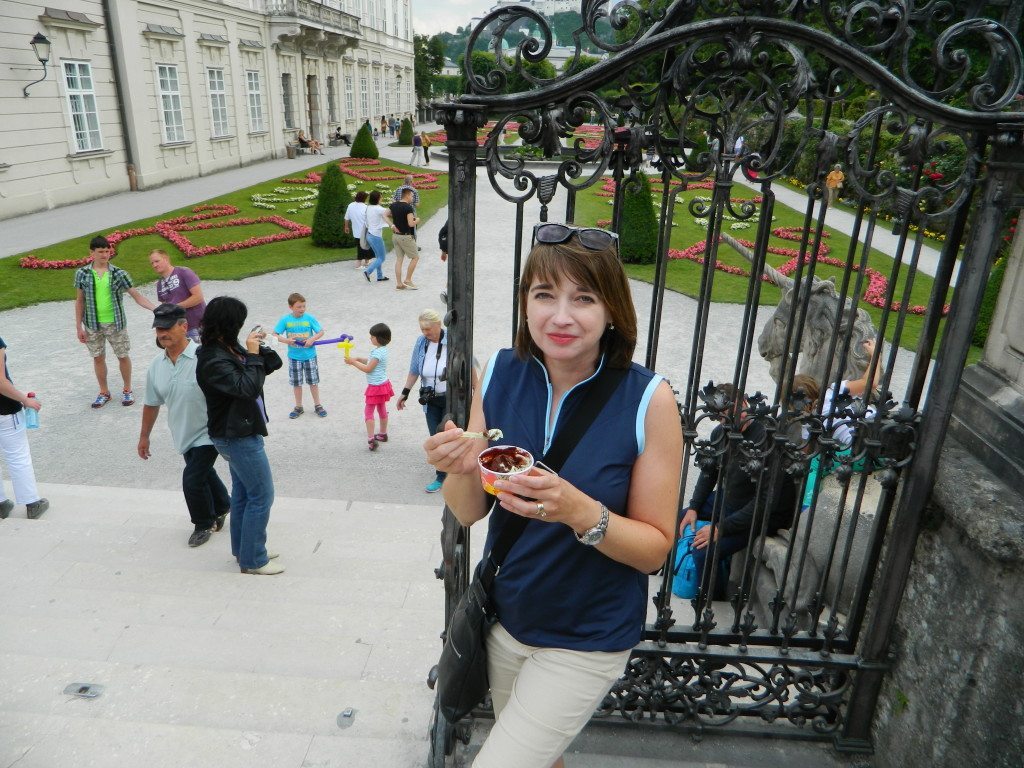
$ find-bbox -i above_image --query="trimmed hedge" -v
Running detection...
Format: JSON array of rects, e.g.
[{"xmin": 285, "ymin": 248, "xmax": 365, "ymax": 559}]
[
  {"xmin": 619, "ymin": 174, "xmax": 659, "ymax": 264},
  {"xmin": 972, "ymin": 253, "xmax": 1008, "ymax": 348},
  {"xmin": 398, "ymin": 118, "xmax": 414, "ymax": 146},
  {"xmin": 311, "ymin": 164, "xmax": 355, "ymax": 248},
  {"xmin": 350, "ymin": 123, "xmax": 379, "ymax": 159}
]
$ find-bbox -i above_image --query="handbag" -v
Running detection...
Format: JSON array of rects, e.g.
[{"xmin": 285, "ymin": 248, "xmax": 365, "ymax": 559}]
[{"xmin": 436, "ymin": 364, "xmax": 627, "ymax": 723}]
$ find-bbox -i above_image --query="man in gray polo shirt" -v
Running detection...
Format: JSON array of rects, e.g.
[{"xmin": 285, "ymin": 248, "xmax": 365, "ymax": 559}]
[{"xmin": 138, "ymin": 303, "xmax": 229, "ymax": 548}]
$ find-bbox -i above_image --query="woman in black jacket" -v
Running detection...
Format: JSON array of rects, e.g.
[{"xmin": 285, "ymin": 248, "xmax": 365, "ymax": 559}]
[{"xmin": 196, "ymin": 297, "xmax": 284, "ymax": 575}]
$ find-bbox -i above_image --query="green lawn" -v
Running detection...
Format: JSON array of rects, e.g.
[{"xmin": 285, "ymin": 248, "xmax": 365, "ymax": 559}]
[
  {"xmin": 570, "ymin": 178, "xmax": 961, "ymax": 357},
  {"xmin": 0, "ymin": 159, "xmax": 449, "ymax": 313}
]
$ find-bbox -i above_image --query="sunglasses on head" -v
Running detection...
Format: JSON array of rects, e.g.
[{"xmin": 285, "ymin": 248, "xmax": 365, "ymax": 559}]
[{"xmin": 532, "ymin": 223, "xmax": 619, "ymax": 253}]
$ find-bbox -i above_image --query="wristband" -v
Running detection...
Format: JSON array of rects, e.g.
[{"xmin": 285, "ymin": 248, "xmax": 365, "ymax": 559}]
[{"xmin": 401, "ymin": 388, "xmax": 411, "ymax": 398}]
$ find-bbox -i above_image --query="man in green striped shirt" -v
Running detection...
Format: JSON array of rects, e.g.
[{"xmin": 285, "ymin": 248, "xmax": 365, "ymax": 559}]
[{"xmin": 74, "ymin": 235, "xmax": 155, "ymax": 409}]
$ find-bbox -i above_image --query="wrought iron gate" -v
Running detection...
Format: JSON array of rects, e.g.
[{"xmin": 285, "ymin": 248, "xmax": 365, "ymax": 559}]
[{"xmin": 428, "ymin": 1, "xmax": 1024, "ymax": 762}]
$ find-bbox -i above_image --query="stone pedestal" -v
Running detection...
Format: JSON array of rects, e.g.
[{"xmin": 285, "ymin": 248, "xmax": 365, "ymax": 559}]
[{"xmin": 872, "ymin": 219, "xmax": 1024, "ymax": 766}]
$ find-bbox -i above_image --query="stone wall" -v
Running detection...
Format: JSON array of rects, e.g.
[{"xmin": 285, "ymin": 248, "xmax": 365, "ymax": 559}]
[{"xmin": 872, "ymin": 436, "xmax": 1024, "ymax": 768}]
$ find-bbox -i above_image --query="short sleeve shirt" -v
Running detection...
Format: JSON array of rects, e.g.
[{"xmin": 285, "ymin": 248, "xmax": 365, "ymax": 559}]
[
  {"xmin": 274, "ymin": 312, "xmax": 322, "ymax": 361},
  {"xmin": 157, "ymin": 267, "xmax": 206, "ymax": 331},
  {"xmin": 365, "ymin": 205, "xmax": 388, "ymax": 237},
  {"xmin": 389, "ymin": 202, "xmax": 416, "ymax": 235},
  {"xmin": 143, "ymin": 341, "xmax": 212, "ymax": 454},
  {"xmin": 367, "ymin": 346, "xmax": 389, "ymax": 385},
  {"xmin": 73, "ymin": 265, "xmax": 134, "ymax": 330},
  {"xmin": 344, "ymin": 202, "xmax": 368, "ymax": 237}
]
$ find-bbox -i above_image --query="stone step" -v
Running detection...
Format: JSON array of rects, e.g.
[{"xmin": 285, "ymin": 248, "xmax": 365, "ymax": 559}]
[
  {"xmin": 0, "ymin": 483, "xmax": 458, "ymax": 767},
  {"xmin": 460, "ymin": 718, "xmax": 869, "ymax": 768}
]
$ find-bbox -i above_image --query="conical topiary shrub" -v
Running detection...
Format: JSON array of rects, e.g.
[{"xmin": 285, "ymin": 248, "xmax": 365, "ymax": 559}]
[
  {"xmin": 619, "ymin": 174, "xmax": 659, "ymax": 264},
  {"xmin": 311, "ymin": 164, "xmax": 355, "ymax": 247},
  {"xmin": 398, "ymin": 118, "xmax": 414, "ymax": 146},
  {"xmin": 349, "ymin": 123, "xmax": 379, "ymax": 159}
]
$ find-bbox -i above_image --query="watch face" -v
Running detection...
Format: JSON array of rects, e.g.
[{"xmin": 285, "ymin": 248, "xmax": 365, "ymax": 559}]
[{"xmin": 580, "ymin": 529, "xmax": 605, "ymax": 546}]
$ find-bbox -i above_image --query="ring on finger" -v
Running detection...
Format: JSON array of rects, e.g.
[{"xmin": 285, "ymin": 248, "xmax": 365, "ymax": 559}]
[{"xmin": 535, "ymin": 502, "xmax": 546, "ymax": 518}]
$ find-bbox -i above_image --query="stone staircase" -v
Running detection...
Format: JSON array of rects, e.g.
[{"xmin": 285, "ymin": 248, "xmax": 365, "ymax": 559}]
[
  {"xmin": 0, "ymin": 484, "xmax": 869, "ymax": 768},
  {"xmin": 0, "ymin": 483, "xmax": 447, "ymax": 768}
]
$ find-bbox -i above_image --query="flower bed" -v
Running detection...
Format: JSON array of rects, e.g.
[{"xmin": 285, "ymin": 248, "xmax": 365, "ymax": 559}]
[
  {"xmin": 20, "ymin": 204, "xmax": 311, "ymax": 268},
  {"xmin": 282, "ymin": 157, "xmax": 443, "ymax": 188},
  {"xmin": 593, "ymin": 218, "xmax": 947, "ymax": 316}
]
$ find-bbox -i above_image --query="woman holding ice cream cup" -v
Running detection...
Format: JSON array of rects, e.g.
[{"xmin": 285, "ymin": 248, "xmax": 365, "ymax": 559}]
[{"xmin": 424, "ymin": 223, "xmax": 682, "ymax": 768}]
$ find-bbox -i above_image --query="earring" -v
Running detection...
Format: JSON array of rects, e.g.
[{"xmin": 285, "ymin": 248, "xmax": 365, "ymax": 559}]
[{"xmin": 608, "ymin": 323, "xmax": 615, "ymax": 331}]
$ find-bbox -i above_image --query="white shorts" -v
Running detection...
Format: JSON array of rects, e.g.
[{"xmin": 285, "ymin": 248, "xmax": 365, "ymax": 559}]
[{"xmin": 473, "ymin": 622, "xmax": 631, "ymax": 768}]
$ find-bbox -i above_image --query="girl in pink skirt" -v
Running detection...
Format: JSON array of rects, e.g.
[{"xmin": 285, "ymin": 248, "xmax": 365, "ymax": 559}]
[{"xmin": 344, "ymin": 323, "xmax": 393, "ymax": 451}]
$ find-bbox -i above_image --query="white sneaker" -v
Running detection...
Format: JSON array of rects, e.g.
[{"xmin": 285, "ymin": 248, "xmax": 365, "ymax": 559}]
[{"xmin": 241, "ymin": 561, "xmax": 285, "ymax": 575}]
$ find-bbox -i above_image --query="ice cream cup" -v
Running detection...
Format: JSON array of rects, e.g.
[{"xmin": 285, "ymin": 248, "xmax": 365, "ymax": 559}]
[{"xmin": 478, "ymin": 445, "xmax": 535, "ymax": 495}]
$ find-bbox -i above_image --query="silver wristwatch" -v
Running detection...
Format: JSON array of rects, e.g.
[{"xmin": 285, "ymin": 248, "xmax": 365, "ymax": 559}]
[{"xmin": 575, "ymin": 504, "xmax": 610, "ymax": 546}]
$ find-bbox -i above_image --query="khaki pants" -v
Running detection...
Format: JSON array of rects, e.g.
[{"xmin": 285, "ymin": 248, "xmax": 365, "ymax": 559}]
[
  {"xmin": 473, "ymin": 622, "xmax": 631, "ymax": 768},
  {"xmin": 392, "ymin": 233, "xmax": 418, "ymax": 262}
]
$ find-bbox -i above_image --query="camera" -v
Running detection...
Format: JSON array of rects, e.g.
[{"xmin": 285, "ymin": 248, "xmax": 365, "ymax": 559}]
[{"xmin": 418, "ymin": 387, "xmax": 435, "ymax": 405}]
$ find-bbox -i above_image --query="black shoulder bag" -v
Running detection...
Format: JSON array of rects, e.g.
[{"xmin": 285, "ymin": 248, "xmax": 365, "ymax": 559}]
[{"xmin": 436, "ymin": 365, "xmax": 627, "ymax": 723}]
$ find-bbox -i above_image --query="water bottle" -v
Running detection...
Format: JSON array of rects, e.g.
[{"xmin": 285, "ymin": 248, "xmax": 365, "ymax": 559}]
[{"xmin": 24, "ymin": 393, "xmax": 39, "ymax": 430}]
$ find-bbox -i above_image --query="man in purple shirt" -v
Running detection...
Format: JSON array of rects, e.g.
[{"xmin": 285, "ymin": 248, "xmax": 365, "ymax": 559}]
[{"xmin": 149, "ymin": 250, "xmax": 207, "ymax": 342}]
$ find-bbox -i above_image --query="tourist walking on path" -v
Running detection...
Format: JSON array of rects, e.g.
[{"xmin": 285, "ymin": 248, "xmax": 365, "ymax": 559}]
[
  {"xmin": 390, "ymin": 175, "xmax": 421, "ymax": 206},
  {"xmin": 387, "ymin": 188, "xmax": 420, "ymax": 289},
  {"xmin": 362, "ymin": 191, "xmax": 391, "ymax": 283},
  {"xmin": 149, "ymin": 249, "xmax": 207, "ymax": 342},
  {"xmin": 825, "ymin": 164, "xmax": 845, "ymax": 206},
  {"xmin": 423, "ymin": 224, "xmax": 682, "ymax": 768},
  {"xmin": 420, "ymin": 131, "xmax": 432, "ymax": 165},
  {"xmin": 344, "ymin": 322, "xmax": 394, "ymax": 451},
  {"xmin": 138, "ymin": 304, "xmax": 229, "ymax": 548},
  {"xmin": 273, "ymin": 292, "xmax": 326, "ymax": 419},
  {"xmin": 344, "ymin": 190, "xmax": 372, "ymax": 270},
  {"xmin": 397, "ymin": 309, "xmax": 450, "ymax": 493},
  {"xmin": 196, "ymin": 297, "xmax": 285, "ymax": 576},
  {"xmin": 0, "ymin": 336, "xmax": 48, "ymax": 521},
  {"xmin": 410, "ymin": 132, "xmax": 423, "ymax": 166},
  {"xmin": 74, "ymin": 235, "xmax": 156, "ymax": 409}
]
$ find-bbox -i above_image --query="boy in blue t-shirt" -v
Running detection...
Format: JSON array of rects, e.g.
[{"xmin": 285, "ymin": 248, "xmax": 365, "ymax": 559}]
[{"xmin": 273, "ymin": 292, "xmax": 326, "ymax": 418}]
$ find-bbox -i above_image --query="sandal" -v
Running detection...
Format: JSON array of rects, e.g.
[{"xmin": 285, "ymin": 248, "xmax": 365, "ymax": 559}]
[
  {"xmin": 289, "ymin": 406, "xmax": 304, "ymax": 419},
  {"xmin": 91, "ymin": 392, "xmax": 112, "ymax": 409},
  {"xmin": 314, "ymin": 405, "xmax": 327, "ymax": 417},
  {"xmin": 374, "ymin": 433, "xmax": 388, "ymax": 443},
  {"xmin": 368, "ymin": 438, "xmax": 379, "ymax": 451}
]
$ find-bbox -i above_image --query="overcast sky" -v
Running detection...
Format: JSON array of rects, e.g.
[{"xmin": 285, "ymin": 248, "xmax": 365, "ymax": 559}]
[{"xmin": 412, "ymin": 0, "xmax": 496, "ymax": 37}]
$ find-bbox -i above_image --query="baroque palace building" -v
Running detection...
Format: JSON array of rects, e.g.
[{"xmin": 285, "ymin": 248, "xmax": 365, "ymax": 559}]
[{"xmin": 0, "ymin": 1, "xmax": 415, "ymax": 219}]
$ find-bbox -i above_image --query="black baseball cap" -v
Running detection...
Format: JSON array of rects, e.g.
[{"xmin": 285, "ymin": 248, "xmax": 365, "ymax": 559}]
[{"xmin": 152, "ymin": 303, "xmax": 186, "ymax": 329}]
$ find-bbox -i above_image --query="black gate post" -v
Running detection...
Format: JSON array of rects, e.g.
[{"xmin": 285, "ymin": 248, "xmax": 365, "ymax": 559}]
[
  {"xmin": 838, "ymin": 135, "xmax": 1024, "ymax": 752},
  {"xmin": 435, "ymin": 104, "xmax": 487, "ymax": 626}
]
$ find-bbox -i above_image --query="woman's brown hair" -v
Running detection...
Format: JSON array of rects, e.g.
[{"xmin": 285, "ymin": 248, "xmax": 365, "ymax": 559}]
[{"xmin": 513, "ymin": 236, "xmax": 637, "ymax": 369}]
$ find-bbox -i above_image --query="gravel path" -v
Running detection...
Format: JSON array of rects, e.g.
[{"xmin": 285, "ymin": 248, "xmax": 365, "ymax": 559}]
[{"xmin": 0, "ymin": 134, "xmax": 920, "ymax": 505}]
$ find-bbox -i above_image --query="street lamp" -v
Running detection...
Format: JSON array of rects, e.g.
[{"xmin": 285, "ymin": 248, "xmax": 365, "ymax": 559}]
[{"xmin": 23, "ymin": 33, "xmax": 52, "ymax": 97}]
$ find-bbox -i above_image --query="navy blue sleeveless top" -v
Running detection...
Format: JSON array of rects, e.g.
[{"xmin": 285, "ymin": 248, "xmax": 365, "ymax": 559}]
[{"xmin": 480, "ymin": 349, "xmax": 664, "ymax": 651}]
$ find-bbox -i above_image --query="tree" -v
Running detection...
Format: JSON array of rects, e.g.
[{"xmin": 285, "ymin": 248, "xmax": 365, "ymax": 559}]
[
  {"xmin": 311, "ymin": 164, "xmax": 355, "ymax": 248},
  {"xmin": 398, "ymin": 117, "xmax": 414, "ymax": 146},
  {"xmin": 414, "ymin": 34, "xmax": 446, "ymax": 102},
  {"xmin": 349, "ymin": 123, "xmax": 379, "ymax": 159},
  {"xmin": 619, "ymin": 174, "xmax": 659, "ymax": 264}
]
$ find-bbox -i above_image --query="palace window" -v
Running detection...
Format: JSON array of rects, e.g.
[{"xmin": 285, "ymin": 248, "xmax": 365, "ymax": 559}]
[
  {"xmin": 246, "ymin": 70, "xmax": 265, "ymax": 132},
  {"xmin": 156, "ymin": 64, "xmax": 186, "ymax": 143},
  {"xmin": 207, "ymin": 68, "xmax": 229, "ymax": 137},
  {"xmin": 63, "ymin": 61, "xmax": 102, "ymax": 152}
]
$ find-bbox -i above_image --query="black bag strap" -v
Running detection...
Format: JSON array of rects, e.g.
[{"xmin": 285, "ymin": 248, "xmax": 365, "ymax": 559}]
[{"xmin": 478, "ymin": 364, "xmax": 628, "ymax": 592}]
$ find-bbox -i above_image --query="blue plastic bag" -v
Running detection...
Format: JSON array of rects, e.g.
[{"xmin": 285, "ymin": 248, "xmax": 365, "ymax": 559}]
[{"xmin": 671, "ymin": 521, "xmax": 711, "ymax": 599}]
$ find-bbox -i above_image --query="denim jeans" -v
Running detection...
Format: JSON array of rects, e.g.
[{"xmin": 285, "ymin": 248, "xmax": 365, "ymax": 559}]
[
  {"xmin": 692, "ymin": 491, "xmax": 744, "ymax": 599},
  {"xmin": 424, "ymin": 397, "xmax": 447, "ymax": 483},
  {"xmin": 182, "ymin": 444, "xmax": 230, "ymax": 530},
  {"xmin": 364, "ymin": 233, "xmax": 386, "ymax": 279},
  {"xmin": 211, "ymin": 434, "xmax": 275, "ymax": 569}
]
